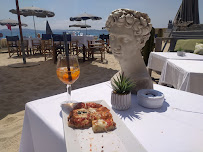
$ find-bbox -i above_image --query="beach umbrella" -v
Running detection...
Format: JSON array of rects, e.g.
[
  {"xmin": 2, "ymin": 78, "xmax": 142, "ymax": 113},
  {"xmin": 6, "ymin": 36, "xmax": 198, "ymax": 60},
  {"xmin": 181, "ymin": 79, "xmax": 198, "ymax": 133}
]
[
  {"xmin": 69, "ymin": 23, "xmax": 91, "ymax": 28},
  {"xmin": 69, "ymin": 23, "xmax": 91, "ymax": 35},
  {"xmin": 46, "ymin": 20, "xmax": 53, "ymax": 35},
  {"xmin": 70, "ymin": 12, "xmax": 102, "ymax": 34},
  {"xmin": 0, "ymin": 19, "xmax": 27, "ymax": 35},
  {"xmin": 70, "ymin": 13, "xmax": 102, "ymax": 21},
  {"xmin": 9, "ymin": 6, "xmax": 55, "ymax": 37},
  {"xmin": 174, "ymin": 0, "xmax": 199, "ymax": 25}
]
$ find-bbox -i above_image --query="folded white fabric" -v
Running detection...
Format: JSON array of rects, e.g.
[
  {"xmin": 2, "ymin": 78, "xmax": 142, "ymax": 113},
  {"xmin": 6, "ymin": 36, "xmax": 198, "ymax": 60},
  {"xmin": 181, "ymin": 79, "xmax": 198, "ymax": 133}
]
[{"xmin": 194, "ymin": 43, "xmax": 203, "ymax": 55}]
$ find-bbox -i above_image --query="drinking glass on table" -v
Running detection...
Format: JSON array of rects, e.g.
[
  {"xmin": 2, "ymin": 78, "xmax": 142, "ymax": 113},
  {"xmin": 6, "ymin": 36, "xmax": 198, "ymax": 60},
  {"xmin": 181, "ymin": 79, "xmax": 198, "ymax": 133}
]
[{"xmin": 56, "ymin": 54, "xmax": 80, "ymax": 102}]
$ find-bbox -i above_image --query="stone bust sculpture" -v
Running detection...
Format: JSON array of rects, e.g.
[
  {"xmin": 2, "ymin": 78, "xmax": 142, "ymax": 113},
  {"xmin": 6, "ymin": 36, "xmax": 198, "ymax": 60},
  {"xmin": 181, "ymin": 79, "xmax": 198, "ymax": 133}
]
[{"xmin": 105, "ymin": 9, "xmax": 153, "ymax": 94}]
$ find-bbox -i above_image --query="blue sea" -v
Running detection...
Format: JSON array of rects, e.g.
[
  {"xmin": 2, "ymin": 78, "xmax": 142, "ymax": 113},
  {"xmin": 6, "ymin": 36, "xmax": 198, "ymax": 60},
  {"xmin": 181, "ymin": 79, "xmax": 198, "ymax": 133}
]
[{"xmin": 0, "ymin": 28, "xmax": 109, "ymax": 38}]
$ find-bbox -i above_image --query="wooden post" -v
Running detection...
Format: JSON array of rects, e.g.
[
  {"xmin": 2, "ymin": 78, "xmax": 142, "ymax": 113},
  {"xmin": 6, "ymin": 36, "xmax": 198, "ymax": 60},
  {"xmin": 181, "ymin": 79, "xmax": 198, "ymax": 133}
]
[
  {"xmin": 33, "ymin": 16, "xmax": 37, "ymax": 38},
  {"xmin": 155, "ymin": 37, "xmax": 162, "ymax": 52},
  {"xmin": 16, "ymin": 0, "xmax": 26, "ymax": 64}
]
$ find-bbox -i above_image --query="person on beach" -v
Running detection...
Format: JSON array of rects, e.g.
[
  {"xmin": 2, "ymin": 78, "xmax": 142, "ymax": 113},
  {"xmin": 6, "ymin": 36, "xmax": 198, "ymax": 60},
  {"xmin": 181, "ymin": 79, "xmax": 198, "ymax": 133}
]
[
  {"xmin": 106, "ymin": 8, "xmax": 153, "ymax": 94},
  {"xmin": 37, "ymin": 33, "xmax": 41, "ymax": 38}
]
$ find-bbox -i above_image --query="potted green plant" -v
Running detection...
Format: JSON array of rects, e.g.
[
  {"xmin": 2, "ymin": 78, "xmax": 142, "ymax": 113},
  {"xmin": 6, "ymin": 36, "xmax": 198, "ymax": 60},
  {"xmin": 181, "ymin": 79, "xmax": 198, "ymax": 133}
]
[
  {"xmin": 111, "ymin": 72, "xmax": 134, "ymax": 110},
  {"xmin": 177, "ymin": 47, "xmax": 185, "ymax": 56}
]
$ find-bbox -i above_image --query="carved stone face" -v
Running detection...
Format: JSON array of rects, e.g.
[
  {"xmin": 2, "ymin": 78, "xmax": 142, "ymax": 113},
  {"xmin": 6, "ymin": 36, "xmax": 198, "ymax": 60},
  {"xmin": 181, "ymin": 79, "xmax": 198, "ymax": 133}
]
[
  {"xmin": 107, "ymin": 9, "xmax": 153, "ymax": 94},
  {"xmin": 110, "ymin": 25, "xmax": 142, "ymax": 62}
]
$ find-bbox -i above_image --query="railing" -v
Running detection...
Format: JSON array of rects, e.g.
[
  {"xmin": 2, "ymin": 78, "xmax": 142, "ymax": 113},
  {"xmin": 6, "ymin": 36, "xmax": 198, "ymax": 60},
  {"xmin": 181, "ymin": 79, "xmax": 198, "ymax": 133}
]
[{"xmin": 155, "ymin": 30, "xmax": 203, "ymax": 52}]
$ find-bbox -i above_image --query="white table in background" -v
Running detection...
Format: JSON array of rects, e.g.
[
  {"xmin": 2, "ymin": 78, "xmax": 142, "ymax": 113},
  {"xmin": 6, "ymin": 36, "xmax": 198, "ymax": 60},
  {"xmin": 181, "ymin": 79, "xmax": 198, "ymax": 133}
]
[
  {"xmin": 147, "ymin": 52, "xmax": 203, "ymax": 73},
  {"xmin": 159, "ymin": 59, "xmax": 203, "ymax": 95},
  {"xmin": 19, "ymin": 81, "xmax": 203, "ymax": 152},
  {"xmin": 71, "ymin": 35, "xmax": 94, "ymax": 61},
  {"xmin": 24, "ymin": 37, "xmax": 41, "ymax": 49},
  {"xmin": 71, "ymin": 35, "xmax": 94, "ymax": 48}
]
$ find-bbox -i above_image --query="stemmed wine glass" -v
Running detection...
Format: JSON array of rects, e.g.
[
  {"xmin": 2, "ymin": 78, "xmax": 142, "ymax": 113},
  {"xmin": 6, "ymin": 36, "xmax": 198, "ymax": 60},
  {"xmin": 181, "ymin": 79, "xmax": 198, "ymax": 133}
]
[{"xmin": 56, "ymin": 54, "xmax": 80, "ymax": 102}]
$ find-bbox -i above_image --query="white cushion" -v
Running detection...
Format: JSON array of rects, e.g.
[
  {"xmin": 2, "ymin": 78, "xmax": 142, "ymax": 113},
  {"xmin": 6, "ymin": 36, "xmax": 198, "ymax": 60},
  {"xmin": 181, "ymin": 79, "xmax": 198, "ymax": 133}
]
[{"xmin": 194, "ymin": 43, "xmax": 203, "ymax": 55}]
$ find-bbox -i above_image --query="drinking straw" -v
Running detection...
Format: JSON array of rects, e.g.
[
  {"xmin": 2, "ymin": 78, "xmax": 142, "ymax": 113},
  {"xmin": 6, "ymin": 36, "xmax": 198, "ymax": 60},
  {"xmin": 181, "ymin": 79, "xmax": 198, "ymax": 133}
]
[{"xmin": 63, "ymin": 32, "xmax": 72, "ymax": 81}]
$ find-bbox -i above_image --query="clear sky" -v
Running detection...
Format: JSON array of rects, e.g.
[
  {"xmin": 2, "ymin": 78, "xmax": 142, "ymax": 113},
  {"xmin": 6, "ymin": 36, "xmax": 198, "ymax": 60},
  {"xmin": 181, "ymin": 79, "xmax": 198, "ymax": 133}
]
[{"xmin": 0, "ymin": 0, "xmax": 202, "ymax": 30}]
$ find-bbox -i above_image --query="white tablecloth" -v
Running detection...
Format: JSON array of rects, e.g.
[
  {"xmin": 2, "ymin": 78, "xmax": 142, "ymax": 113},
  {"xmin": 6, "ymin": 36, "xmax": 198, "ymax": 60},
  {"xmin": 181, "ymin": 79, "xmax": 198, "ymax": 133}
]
[
  {"xmin": 24, "ymin": 38, "xmax": 41, "ymax": 49},
  {"xmin": 71, "ymin": 35, "xmax": 94, "ymax": 47},
  {"xmin": 159, "ymin": 59, "xmax": 203, "ymax": 95},
  {"xmin": 19, "ymin": 82, "xmax": 203, "ymax": 152},
  {"xmin": 147, "ymin": 52, "xmax": 203, "ymax": 72}
]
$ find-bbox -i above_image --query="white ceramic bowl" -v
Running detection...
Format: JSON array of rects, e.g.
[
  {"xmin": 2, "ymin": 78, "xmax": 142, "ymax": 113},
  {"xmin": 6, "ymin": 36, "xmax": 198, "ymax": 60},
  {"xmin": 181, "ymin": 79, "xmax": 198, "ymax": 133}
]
[{"xmin": 137, "ymin": 89, "xmax": 164, "ymax": 109}]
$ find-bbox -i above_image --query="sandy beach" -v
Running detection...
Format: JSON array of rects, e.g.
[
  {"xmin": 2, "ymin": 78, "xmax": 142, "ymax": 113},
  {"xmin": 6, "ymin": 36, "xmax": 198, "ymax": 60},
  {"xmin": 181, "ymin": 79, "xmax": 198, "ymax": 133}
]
[{"xmin": 0, "ymin": 48, "xmax": 160, "ymax": 152}]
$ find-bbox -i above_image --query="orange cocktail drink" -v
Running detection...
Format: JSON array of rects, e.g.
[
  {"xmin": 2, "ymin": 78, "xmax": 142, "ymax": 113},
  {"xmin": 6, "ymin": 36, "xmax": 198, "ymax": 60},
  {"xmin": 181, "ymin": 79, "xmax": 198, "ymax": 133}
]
[{"xmin": 56, "ymin": 67, "xmax": 80, "ymax": 85}]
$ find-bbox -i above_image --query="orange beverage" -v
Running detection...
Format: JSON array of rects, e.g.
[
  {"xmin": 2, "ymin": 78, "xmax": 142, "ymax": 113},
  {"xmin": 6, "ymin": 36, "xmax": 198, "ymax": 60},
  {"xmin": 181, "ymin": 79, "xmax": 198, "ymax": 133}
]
[{"xmin": 56, "ymin": 67, "xmax": 80, "ymax": 85}]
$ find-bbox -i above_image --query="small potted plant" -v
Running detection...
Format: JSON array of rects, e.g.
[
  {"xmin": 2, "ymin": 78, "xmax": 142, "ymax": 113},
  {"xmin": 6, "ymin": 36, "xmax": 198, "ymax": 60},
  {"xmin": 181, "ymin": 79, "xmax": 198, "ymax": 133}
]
[
  {"xmin": 111, "ymin": 72, "xmax": 134, "ymax": 110},
  {"xmin": 177, "ymin": 47, "xmax": 185, "ymax": 56}
]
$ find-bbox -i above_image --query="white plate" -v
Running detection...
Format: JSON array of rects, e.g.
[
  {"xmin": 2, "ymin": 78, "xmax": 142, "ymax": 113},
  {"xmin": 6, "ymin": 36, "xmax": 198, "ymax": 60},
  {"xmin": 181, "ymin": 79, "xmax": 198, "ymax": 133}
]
[{"xmin": 61, "ymin": 100, "xmax": 147, "ymax": 152}]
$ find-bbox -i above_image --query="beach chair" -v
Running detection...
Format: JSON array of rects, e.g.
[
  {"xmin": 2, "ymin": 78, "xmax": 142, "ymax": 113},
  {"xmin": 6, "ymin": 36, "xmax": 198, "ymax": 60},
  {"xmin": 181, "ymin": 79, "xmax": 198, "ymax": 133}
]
[
  {"xmin": 52, "ymin": 34, "xmax": 71, "ymax": 63},
  {"xmin": 32, "ymin": 38, "xmax": 41, "ymax": 55},
  {"xmin": 40, "ymin": 34, "xmax": 52, "ymax": 61},
  {"xmin": 41, "ymin": 34, "xmax": 53, "ymax": 61},
  {"xmin": 70, "ymin": 40, "xmax": 79, "ymax": 56},
  {"xmin": 88, "ymin": 39, "xmax": 105, "ymax": 62},
  {"xmin": 42, "ymin": 34, "xmax": 52, "ymax": 40},
  {"xmin": 6, "ymin": 36, "xmax": 21, "ymax": 57},
  {"xmin": 99, "ymin": 34, "xmax": 110, "ymax": 53},
  {"xmin": 19, "ymin": 40, "xmax": 30, "ymax": 56}
]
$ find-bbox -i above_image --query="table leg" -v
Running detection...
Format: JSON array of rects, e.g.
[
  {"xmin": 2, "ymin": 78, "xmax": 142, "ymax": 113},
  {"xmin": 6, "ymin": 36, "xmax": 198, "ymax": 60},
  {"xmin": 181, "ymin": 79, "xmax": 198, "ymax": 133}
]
[
  {"xmin": 92, "ymin": 51, "xmax": 94, "ymax": 59},
  {"xmin": 29, "ymin": 48, "xmax": 32, "ymax": 55},
  {"xmin": 83, "ymin": 44, "xmax": 86, "ymax": 62},
  {"xmin": 53, "ymin": 47, "xmax": 57, "ymax": 64}
]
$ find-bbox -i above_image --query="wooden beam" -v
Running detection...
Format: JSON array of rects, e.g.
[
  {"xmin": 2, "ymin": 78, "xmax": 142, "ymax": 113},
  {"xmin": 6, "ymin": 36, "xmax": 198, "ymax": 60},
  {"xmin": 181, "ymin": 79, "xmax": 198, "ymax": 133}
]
[{"xmin": 16, "ymin": 0, "xmax": 26, "ymax": 64}]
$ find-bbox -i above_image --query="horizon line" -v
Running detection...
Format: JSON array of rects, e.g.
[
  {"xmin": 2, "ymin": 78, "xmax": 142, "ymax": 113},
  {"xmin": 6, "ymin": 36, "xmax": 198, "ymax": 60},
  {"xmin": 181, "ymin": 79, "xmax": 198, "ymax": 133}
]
[{"xmin": 0, "ymin": 27, "xmax": 168, "ymax": 31}]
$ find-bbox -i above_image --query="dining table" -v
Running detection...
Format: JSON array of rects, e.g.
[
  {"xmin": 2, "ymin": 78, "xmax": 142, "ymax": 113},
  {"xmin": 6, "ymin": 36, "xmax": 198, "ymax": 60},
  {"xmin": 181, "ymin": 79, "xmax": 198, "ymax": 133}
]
[
  {"xmin": 147, "ymin": 52, "xmax": 203, "ymax": 75},
  {"xmin": 24, "ymin": 37, "xmax": 41, "ymax": 50},
  {"xmin": 71, "ymin": 35, "xmax": 95, "ymax": 62},
  {"xmin": 19, "ymin": 81, "xmax": 203, "ymax": 152},
  {"xmin": 159, "ymin": 59, "xmax": 203, "ymax": 95},
  {"xmin": 23, "ymin": 37, "xmax": 41, "ymax": 55}
]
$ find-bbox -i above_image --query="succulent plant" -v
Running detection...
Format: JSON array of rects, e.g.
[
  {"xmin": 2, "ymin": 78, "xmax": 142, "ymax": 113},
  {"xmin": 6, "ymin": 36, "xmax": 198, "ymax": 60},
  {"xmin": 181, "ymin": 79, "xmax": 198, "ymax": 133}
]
[
  {"xmin": 177, "ymin": 47, "xmax": 183, "ymax": 51},
  {"xmin": 112, "ymin": 72, "xmax": 134, "ymax": 95}
]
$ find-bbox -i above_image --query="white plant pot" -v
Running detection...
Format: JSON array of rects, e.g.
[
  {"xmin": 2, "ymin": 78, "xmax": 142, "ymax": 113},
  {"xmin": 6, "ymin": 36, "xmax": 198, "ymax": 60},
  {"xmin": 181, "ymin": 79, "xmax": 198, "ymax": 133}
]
[
  {"xmin": 177, "ymin": 51, "xmax": 185, "ymax": 56},
  {"xmin": 111, "ymin": 92, "xmax": 131, "ymax": 110}
]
